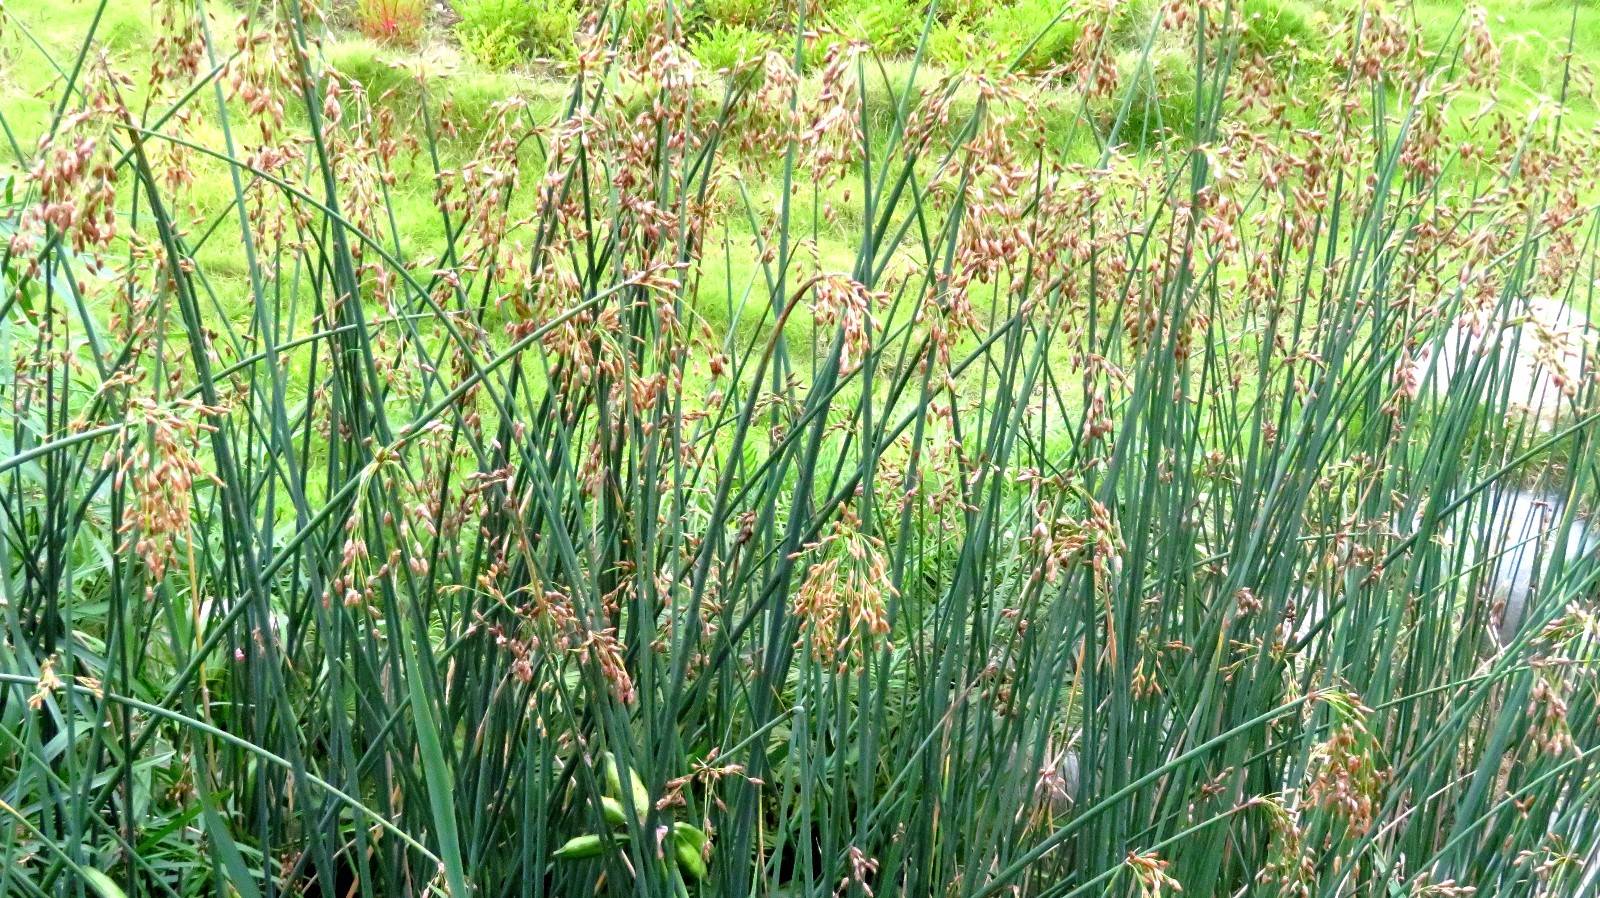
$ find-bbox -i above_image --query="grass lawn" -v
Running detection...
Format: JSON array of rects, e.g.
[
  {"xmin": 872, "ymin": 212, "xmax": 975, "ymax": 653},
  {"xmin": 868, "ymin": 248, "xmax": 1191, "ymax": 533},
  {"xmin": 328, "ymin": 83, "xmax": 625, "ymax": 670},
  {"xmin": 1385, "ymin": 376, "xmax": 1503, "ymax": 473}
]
[{"xmin": 7, "ymin": 0, "xmax": 1597, "ymax": 341}]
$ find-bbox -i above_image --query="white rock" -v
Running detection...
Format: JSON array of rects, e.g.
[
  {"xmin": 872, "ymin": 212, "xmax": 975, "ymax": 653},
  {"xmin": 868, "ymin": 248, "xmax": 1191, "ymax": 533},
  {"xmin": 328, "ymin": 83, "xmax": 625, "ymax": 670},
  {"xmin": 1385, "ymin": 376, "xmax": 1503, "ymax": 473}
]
[{"xmin": 1413, "ymin": 297, "xmax": 1596, "ymax": 429}]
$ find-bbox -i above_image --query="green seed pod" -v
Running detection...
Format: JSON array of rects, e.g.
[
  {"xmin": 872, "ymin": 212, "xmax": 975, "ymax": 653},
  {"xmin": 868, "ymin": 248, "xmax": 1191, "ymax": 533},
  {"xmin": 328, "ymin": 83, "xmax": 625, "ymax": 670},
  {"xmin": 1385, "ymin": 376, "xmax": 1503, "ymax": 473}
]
[
  {"xmin": 626, "ymin": 771, "xmax": 650, "ymax": 817},
  {"xmin": 671, "ymin": 823, "xmax": 709, "ymax": 880},
  {"xmin": 672, "ymin": 822, "xmax": 707, "ymax": 849},
  {"xmin": 79, "ymin": 870, "xmax": 126, "ymax": 898},
  {"xmin": 600, "ymin": 752, "xmax": 623, "ymax": 798},
  {"xmin": 600, "ymin": 795, "xmax": 627, "ymax": 827},
  {"xmin": 600, "ymin": 751, "xmax": 651, "ymax": 817},
  {"xmin": 553, "ymin": 833, "xmax": 606, "ymax": 860}
]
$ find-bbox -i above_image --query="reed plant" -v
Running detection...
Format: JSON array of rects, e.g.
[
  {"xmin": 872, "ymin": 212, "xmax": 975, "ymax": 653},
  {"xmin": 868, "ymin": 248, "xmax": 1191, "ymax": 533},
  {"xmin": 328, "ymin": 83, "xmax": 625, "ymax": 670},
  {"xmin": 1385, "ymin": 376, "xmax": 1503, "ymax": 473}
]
[{"xmin": 1, "ymin": 1, "xmax": 1597, "ymax": 897}]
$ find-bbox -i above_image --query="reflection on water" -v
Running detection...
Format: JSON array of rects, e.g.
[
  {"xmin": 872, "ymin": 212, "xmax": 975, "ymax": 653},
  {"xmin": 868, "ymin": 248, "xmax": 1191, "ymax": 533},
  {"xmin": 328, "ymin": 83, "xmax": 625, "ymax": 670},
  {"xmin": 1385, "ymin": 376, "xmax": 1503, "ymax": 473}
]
[
  {"xmin": 1467, "ymin": 487, "xmax": 1597, "ymax": 645},
  {"xmin": 1292, "ymin": 487, "xmax": 1597, "ymax": 648}
]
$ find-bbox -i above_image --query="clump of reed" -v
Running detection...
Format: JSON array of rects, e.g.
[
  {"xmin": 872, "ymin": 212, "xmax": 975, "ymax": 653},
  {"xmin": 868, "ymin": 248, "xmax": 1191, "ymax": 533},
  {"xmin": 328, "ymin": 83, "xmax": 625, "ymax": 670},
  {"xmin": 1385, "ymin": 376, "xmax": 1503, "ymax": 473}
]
[{"xmin": 0, "ymin": 1, "xmax": 1596, "ymax": 896}]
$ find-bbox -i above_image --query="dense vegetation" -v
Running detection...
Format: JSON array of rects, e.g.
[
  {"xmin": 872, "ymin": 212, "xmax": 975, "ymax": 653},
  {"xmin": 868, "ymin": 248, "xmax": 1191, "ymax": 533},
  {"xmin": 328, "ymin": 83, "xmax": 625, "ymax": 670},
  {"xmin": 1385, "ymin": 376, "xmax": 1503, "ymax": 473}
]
[{"xmin": 1, "ymin": 1, "xmax": 1598, "ymax": 897}]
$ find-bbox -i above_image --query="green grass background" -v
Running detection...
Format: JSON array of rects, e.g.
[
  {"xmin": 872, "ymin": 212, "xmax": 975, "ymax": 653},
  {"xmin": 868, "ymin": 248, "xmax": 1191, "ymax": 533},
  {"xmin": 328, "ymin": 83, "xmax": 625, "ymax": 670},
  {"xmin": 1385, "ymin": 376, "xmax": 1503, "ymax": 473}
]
[{"xmin": 5, "ymin": 0, "xmax": 1598, "ymax": 337}]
